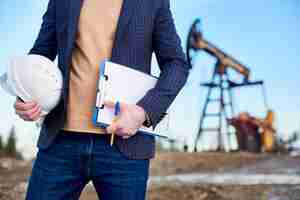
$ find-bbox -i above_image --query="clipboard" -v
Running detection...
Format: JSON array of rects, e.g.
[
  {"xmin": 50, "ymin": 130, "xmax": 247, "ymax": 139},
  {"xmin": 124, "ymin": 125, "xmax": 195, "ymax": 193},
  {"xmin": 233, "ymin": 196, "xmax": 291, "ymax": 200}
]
[{"xmin": 92, "ymin": 61, "xmax": 170, "ymax": 139}]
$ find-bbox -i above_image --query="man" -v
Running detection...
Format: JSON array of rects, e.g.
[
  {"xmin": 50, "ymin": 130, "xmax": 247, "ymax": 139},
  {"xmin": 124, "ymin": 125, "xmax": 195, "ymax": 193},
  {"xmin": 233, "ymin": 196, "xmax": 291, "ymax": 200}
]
[{"xmin": 15, "ymin": 0, "xmax": 190, "ymax": 199}]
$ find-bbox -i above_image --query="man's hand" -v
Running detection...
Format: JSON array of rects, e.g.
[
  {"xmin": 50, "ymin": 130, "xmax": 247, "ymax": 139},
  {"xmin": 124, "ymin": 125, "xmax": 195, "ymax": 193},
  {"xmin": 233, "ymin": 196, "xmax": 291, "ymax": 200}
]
[
  {"xmin": 104, "ymin": 100, "xmax": 147, "ymax": 139},
  {"xmin": 14, "ymin": 98, "xmax": 42, "ymax": 121}
]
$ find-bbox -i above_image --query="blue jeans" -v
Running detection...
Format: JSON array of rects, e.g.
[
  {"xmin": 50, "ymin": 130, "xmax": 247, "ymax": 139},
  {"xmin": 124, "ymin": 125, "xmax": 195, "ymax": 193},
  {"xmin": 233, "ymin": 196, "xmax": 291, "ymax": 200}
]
[{"xmin": 25, "ymin": 130, "xmax": 150, "ymax": 200}]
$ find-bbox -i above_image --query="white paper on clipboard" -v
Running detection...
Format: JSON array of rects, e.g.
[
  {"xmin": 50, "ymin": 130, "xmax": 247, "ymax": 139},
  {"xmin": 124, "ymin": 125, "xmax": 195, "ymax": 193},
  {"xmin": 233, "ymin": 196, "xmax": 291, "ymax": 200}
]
[{"xmin": 93, "ymin": 61, "xmax": 170, "ymax": 136}]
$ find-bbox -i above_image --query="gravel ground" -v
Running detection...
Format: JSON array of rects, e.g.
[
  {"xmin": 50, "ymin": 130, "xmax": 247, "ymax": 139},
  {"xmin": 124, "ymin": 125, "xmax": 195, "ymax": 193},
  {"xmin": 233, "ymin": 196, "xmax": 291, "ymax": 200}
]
[{"xmin": 0, "ymin": 152, "xmax": 299, "ymax": 200}]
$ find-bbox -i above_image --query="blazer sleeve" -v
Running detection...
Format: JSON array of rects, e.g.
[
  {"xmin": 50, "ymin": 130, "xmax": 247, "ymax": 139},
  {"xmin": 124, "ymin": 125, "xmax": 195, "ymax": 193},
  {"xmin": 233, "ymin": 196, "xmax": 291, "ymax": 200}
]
[
  {"xmin": 136, "ymin": 0, "xmax": 191, "ymax": 130},
  {"xmin": 29, "ymin": 0, "xmax": 57, "ymax": 61}
]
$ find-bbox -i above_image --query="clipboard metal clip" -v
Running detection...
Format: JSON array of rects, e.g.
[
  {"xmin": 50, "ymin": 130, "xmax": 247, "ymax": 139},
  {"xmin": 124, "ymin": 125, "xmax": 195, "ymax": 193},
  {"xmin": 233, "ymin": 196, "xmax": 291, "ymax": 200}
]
[
  {"xmin": 96, "ymin": 63, "xmax": 108, "ymax": 109},
  {"xmin": 96, "ymin": 80, "xmax": 107, "ymax": 109}
]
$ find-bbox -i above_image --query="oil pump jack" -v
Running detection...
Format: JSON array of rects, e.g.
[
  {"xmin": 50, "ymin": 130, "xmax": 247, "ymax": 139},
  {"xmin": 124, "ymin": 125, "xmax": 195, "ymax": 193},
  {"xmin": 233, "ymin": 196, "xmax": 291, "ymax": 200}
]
[{"xmin": 187, "ymin": 19, "xmax": 268, "ymax": 152}]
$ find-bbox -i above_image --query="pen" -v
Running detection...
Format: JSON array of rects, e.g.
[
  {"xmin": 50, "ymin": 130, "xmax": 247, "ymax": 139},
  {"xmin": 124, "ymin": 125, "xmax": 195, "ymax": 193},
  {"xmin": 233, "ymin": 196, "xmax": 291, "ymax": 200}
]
[{"xmin": 110, "ymin": 101, "xmax": 120, "ymax": 146}]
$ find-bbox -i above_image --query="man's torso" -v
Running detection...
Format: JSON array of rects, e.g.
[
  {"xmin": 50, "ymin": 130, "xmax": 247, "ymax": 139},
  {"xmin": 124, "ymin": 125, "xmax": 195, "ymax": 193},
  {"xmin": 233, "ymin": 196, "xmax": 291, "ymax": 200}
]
[
  {"xmin": 34, "ymin": 0, "xmax": 170, "ymax": 159},
  {"xmin": 63, "ymin": 0, "xmax": 123, "ymax": 133}
]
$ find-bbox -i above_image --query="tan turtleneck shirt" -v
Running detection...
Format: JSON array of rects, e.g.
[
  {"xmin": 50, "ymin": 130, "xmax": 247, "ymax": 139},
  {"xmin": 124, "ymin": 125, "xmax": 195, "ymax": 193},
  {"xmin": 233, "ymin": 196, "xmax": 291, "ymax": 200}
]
[{"xmin": 63, "ymin": 0, "xmax": 123, "ymax": 133}]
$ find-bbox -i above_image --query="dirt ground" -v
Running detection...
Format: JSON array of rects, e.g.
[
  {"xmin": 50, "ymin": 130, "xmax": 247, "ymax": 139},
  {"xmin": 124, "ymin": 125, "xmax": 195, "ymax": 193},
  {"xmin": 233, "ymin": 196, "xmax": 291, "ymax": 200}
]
[
  {"xmin": 79, "ymin": 183, "xmax": 300, "ymax": 200},
  {"xmin": 79, "ymin": 152, "xmax": 300, "ymax": 200},
  {"xmin": 0, "ymin": 152, "xmax": 299, "ymax": 200},
  {"xmin": 147, "ymin": 184, "xmax": 300, "ymax": 200},
  {"xmin": 149, "ymin": 152, "xmax": 272, "ymax": 176},
  {"xmin": 78, "ymin": 183, "xmax": 300, "ymax": 200}
]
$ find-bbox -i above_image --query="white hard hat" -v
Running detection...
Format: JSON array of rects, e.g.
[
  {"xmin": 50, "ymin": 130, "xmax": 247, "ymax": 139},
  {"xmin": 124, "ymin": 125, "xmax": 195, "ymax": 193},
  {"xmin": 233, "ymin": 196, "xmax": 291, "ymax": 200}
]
[{"xmin": 0, "ymin": 54, "xmax": 63, "ymax": 118}]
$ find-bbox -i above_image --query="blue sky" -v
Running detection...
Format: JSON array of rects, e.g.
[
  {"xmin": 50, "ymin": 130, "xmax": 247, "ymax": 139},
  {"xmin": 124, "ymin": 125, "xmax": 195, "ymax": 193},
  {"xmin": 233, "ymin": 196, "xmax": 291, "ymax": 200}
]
[{"xmin": 0, "ymin": 0, "xmax": 299, "ymax": 157}]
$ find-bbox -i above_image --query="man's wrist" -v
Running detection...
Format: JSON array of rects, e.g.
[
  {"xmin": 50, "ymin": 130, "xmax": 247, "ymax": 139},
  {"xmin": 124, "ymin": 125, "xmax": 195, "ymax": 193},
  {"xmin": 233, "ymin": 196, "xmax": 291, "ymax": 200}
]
[{"xmin": 143, "ymin": 111, "xmax": 152, "ymax": 127}]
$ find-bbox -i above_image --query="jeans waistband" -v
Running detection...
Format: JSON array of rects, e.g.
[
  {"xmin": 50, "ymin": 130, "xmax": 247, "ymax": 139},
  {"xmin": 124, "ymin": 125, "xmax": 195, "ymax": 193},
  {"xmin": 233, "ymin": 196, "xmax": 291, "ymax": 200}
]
[{"xmin": 59, "ymin": 129, "xmax": 111, "ymax": 139}]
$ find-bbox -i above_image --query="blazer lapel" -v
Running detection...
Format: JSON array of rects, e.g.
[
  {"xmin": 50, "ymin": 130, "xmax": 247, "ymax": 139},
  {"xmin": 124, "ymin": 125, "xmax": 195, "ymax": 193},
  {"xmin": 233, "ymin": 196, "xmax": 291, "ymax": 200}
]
[
  {"xmin": 64, "ymin": 0, "xmax": 82, "ymax": 74},
  {"xmin": 112, "ymin": 0, "xmax": 140, "ymax": 59},
  {"xmin": 65, "ymin": 0, "xmax": 140, "ymax": 62},
  {"xmin": 67, "ymin": 0, "xmax": 82, "ymax": 44},
  {"xmin": 69, "ymin": 0, "xmax": 82, "ymax": 25}
]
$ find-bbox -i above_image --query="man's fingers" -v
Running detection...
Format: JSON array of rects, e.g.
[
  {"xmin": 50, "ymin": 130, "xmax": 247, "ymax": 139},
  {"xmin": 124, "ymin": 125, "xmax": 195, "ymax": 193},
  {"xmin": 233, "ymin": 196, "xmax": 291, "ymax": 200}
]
[
  {"xmin": 29, "ymin": 106, "xmax": 42, "ymax": 121},
  {"xmin": 103, "ymin": 100, "xmax": 125, "ymax": 111},
  {"xmin": 106, "ymin": 123, "xmax": 118, "ymax": 134},
  {"xmin": 122, "ymin": 135, "xmax": 131, "ymax": 139},
  {"xmin": 116, "ymin": 127, "xmax": 135, "ymax": 137},
  {"xmin": 20, "ymin": 116, "xmax": 31, "ymax": 122},
  {"xmin": 15, "ymin": 100, "xmax": 37, "ymax": 111},
  {"xmin": 103, "ymin": 100, "xmax": 116, "ymax": 108},
  {"xmin": 121, "ymin": 128, "xmax": 137, "ymax": 139},
  {"xmin": 14, "ymin": 99, "xmax": 36, "ymax": 110},
  {"xmin": 106, "ymin": 125, "xmax": 114, "ymax": 134},
  {"xmin": 16, "ymin": 103, "xmax": 40, "ymax": 116},
  {"xmin": 16, "ymin": 104, "xmax": 41, "ymax": 121},
  {"xmin": 106, "ymin": 123, "xmax": 133, "ymax": 137}
]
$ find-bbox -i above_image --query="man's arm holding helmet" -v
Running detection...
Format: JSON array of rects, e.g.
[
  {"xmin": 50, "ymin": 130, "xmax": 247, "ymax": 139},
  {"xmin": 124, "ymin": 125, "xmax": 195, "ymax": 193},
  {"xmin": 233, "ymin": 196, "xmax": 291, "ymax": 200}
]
[
  {"xmin": 14, "ymin": 97, "xmax": 42, "ymax": 121},
  {"xmin": 14, "ymin": 0, "xmax": 57, "ymax": 121}
]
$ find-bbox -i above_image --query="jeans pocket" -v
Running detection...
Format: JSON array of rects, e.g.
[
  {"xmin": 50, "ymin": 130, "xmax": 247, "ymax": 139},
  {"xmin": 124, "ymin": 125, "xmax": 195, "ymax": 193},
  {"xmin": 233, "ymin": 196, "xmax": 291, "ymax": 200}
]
[{"xmin": 39, "ymin": 132, "xmax": 79, "ymax": 160}]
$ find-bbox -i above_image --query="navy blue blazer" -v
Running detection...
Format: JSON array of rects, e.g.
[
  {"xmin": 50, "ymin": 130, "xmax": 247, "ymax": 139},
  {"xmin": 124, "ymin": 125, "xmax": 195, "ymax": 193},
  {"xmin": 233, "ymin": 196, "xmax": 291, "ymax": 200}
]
[{"xmin": 29, "ymin": 0, "xmax": 190, "ymax": 159}]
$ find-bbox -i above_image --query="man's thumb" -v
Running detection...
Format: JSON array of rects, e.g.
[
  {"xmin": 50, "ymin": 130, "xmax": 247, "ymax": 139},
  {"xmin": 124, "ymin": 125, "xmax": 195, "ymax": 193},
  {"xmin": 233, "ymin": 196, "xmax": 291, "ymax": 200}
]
[
  {"xmin": 103, "ymin": 100, "xmax": 115, "ymax": 108},
  {"xmin": 106, "ymin": 123, "xmax": 119, "ymax": 134}
]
